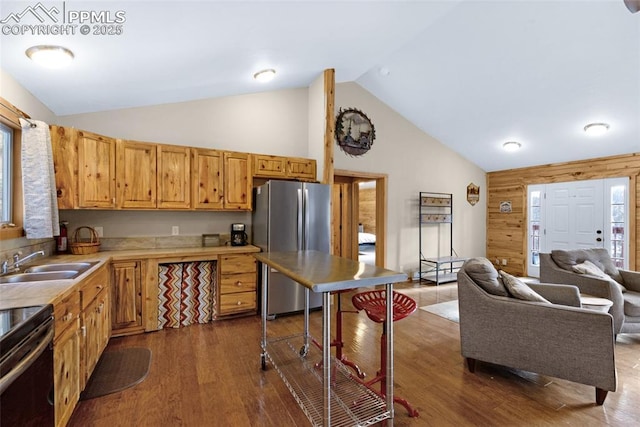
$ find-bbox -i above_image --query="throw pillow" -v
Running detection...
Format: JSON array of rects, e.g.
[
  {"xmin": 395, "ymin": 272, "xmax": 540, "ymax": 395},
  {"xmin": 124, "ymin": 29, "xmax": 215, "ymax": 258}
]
[
  {"xmin": 499, "ymin": 270, "xmax": 550, "ymax": 303},
  {"xmin": 572, "ymin": 260, "xmax": 607, "ymax": 277},
  {"xmin": 463, "ymin": 258, "xmax": 509, "ymax": 297},
  {"xmin": 572, "ymin": 260, "xmax": 627, "ymax": 293}
]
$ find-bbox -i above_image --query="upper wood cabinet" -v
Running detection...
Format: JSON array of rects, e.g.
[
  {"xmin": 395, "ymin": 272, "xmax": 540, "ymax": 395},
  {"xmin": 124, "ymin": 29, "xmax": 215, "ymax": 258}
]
[
  {"xmin": 77, "ymin": 130, "xmax": 117, "ymax": 208},
  {"xmin": 192, "ymin": 148, "xmax": 224, "ymax": 209},
  {"xmin": 116, "ymin": 140, "xmax": 157, "ymax": 209},
  {"xmin": 51, "ymin": 125, "xmax": 78, "ymax": 209},
  {"xmin": 251, "ymin": 153, "xmax": 317, "ymax": 181},
  {"xmin": 224, "ymin": 151, "xmax": 252, "ymax": 210},
  {"xmin": 157, "ymin": 145, "xmax": 191, "ymax": 209}
]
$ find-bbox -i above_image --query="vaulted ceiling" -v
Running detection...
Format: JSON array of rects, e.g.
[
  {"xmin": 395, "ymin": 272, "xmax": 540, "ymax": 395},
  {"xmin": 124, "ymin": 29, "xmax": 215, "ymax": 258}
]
[{"xmin": 1, "ymin": 0, "xmax": 638, "ymax": 171}]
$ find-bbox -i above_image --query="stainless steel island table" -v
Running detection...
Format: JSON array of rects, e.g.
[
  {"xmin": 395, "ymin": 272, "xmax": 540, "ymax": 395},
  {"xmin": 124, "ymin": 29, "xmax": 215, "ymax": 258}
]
[{"xmin": 254, "ymin": 250, "xmax": 408, "ymax": 427}]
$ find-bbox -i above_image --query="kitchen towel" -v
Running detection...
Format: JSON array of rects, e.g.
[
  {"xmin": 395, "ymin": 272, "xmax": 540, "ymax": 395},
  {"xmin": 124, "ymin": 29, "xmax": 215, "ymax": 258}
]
[{"xmin": 20, "ymin": 118, "xmax": 60, "ymax": 239}]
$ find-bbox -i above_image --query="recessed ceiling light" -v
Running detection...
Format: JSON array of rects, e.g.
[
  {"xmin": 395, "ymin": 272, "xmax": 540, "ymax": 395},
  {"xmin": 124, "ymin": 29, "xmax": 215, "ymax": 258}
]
[
  {"xmin": 583, "ymin": 122, "xmax": 610, "ymax": 136},
  {"xmin": 253, "ymin": 69, "xmax": 276, "ymax": 83},
  {"xmin": 502, "ymin": 141, "xmax": 522, "ymax": 152},
  {"xmin": 25, "ymin": 45, "xmax": 74, "ymax": 68}
]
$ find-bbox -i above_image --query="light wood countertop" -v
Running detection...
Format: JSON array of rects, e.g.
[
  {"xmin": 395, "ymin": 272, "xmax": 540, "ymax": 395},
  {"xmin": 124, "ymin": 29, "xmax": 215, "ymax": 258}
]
[{"xmin": 0, "ymin": 245, "xmax": 260, "ymax": 310}]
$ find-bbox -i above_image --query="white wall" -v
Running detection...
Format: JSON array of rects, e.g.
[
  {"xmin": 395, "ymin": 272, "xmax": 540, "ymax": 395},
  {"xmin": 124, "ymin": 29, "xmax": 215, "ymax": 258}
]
[
  {"xmin": 0, "ymin": 67, "xmax": 57, "ymax": 124},
  {"xmin": 57, "ymin": 88, "xmax": 309, "ymax": 155},
  {"xmin": 334, "ymin": 82, "xmax": 486, "ymax": 273}
]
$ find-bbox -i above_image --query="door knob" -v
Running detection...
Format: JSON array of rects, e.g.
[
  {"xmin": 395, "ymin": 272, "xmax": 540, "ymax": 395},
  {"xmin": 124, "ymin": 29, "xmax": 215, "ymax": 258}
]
[
  {"xmin": 596, "ymin": 230, "xmax": 602, "ymax": 234},
  {"xmin": 596, "ymin": 238, "xmax": 602, "ymax": 242}
]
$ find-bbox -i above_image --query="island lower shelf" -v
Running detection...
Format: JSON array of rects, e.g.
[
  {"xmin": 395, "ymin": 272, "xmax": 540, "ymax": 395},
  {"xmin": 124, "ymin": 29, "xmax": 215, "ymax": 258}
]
[{"xmin": 263, "ymin": 334, "xmax": 390, "ymax": 427}]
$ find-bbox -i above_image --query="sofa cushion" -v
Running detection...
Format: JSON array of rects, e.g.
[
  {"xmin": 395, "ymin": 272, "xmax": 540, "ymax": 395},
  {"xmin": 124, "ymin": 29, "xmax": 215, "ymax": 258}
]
[
  {"xmin": 551, "ymin": 248, "xmax": 624, "ymax": 285},
  {"xmin": 499, "ymin": 270, "xmax": 550, "ymax": 303},
  {"xmin": 463, "ymin": 258, "xmax": 509, "ymax": 297},
  {"xmin": 623, "ymin": 291, "xmax": 640, "ymax": 317},
  {"xmin": 573, "ymin": 260, "xmax": 627, "ymax": 293}
]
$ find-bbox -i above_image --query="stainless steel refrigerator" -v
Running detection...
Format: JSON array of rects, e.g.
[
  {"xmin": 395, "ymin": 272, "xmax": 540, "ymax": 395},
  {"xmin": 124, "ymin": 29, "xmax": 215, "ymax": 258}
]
[{"xmin": 252, "ymin": 180, "xmax": 330, "ymax": 316}]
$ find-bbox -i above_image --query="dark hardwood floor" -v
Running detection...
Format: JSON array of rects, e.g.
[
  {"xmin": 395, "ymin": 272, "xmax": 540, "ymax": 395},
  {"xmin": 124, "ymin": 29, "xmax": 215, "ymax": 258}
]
[{"xmin": 69, "ymin": 282, "xmax": 640, "ymax": 426}]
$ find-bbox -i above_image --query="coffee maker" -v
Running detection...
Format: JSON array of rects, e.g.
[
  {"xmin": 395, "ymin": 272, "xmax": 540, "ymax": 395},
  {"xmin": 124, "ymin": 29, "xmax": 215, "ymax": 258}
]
[{"xmin": 230, "ymin": 223, "xmax": 248, "ymax": 246}]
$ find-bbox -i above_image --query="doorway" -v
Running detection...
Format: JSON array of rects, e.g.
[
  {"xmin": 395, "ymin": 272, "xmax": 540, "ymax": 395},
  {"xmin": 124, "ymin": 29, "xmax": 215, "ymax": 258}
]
[
  {"xmin": 527, "ymin": 177, "xmax": 629, "ymax": 277},
  {"xmin": 332, "ymin": 170, "xmax": 387, "ymax": 267}
]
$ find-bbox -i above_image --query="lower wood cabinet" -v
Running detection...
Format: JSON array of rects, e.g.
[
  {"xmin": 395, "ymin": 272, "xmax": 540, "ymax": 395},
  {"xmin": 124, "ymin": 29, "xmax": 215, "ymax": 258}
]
[
  {"xmin": 111, "ymin": 260, "xmax": 145, "ymax": 336},
  {"xmin": 53, "ymin": 290, "xmax": 80, "ymax": 427},
  {"xmin": 217, "ymin": 254, "xmax": 257, "ymax": 317},
  {"xmin": 79, "ymin": 264, "xmax": 110, "ymax": 389}
]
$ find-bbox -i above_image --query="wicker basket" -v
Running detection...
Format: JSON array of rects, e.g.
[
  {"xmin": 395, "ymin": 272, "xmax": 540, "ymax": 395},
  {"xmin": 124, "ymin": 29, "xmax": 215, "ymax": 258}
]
[{"xmin": 69, "ymin": 226, "xmax": 101, "ymax": 254}]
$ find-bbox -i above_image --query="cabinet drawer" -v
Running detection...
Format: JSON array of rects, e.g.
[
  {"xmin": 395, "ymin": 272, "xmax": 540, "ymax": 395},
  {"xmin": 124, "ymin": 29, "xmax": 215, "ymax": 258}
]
[
  {"xmin": 219, "ymin": 292, "xmax": 256, "ymax": 315},
  {"xmin": 219, "ymin": 254, "xmax": 256, "ymax": 274},
  {"xmin": 220, "ymin": 272, "xmax": 256, "ymax": 294},
  {"xmin": 80, "ymin": 265, "xmax": 108, "ymax": 309},
  {"xmin": 55, "ymin": 291, "xmax": 80, "ymax": 340}
]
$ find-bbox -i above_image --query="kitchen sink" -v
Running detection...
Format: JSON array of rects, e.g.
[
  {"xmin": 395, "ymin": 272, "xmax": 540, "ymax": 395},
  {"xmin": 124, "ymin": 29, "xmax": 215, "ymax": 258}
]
[
  {"xmin": 0, "ymin": 271, "xmax": 80, "ymax": 283},
  {"xmin": 24, "ymin": 262, "xmax": 95, "ymax": 273}
]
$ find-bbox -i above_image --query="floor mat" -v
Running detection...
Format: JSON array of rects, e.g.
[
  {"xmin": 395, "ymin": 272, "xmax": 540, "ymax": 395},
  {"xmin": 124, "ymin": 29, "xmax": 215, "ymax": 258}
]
[
  {"xmin": 80, "ymin": 348, "xmax": 151, "ymax": 400},
  {"xmin": 419, "ymin": 300, "xmax": 459, "ymax": 323}
]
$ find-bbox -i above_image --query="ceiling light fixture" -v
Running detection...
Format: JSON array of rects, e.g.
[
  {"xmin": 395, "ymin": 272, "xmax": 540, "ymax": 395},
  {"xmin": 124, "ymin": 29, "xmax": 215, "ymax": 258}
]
[
  {"xmin": 253, "ymin": 68, "xmax": 276, "ymax": 83},
  {"xmin": 502, "ymin": 141, "xmax": 522, "ymax": 152},
  {"xmin": 583, "ymin": 122, "xmax": 610, "ymax": 136},
  {"xmin": 25, "ymin": 45, "xmax": 74, "ymax": 68}
]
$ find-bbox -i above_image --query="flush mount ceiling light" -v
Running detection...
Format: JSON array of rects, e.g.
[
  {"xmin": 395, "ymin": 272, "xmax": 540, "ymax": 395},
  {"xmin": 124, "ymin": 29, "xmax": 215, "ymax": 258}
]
[
  {"xmin": 253, "ymin": 68, "xmax": 276, "ymax": 83},
  {"xmin": 583, "ymin": 122, "xmax": 610, "ymax": 136},
  {"xmin": 25, "ymin": 45, "xmax": 74, "ymax": 68},
  {"xmin": 502, "ymin": 141, "xmax": 522, "ymax": 152}
]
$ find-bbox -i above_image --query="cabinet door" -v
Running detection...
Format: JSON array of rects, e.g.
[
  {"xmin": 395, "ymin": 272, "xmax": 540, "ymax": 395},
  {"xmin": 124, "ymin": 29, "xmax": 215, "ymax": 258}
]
[
  {"xmin": 157, "ymin": 145, "xmax": 191, "ymax": 209},
  {"xmin": 111, "ymin": 261, "xmax": 143, "ymax": 334},
  {"xmin": 223, "ymin": 151, "xmax": 252, "ymax": 210},
  {"xmin": 116, "ymin": 140, "xmax": 157, "ymax": 208},
  {"xmin": 192, "ymin": 148, "xmax": 224, "ymax": 209},
  {"xmin": 81, "ymin": 297, "xmax": 99, "ymax": 388},
  {"xmin": 77, "ymin": 130, "xmax": 116, "ymax": 208},
  {"xmin": 54, "ymin": 321, "xmax": 80, "ymax": 427},
  {"xmin": 252, "ymin": 154, "xmax": 286, "ymax": 178},
  {"xmin": 50, "ymin": 125, "xmax": 78, "ymax": 209},
  {"xmin": 287, "ymin": 157, "xmax": 316, "ymax": 180}
]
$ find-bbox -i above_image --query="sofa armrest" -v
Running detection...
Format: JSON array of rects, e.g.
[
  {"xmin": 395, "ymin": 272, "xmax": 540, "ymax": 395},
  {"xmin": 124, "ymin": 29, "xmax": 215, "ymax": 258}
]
[
  {"xmin": 528, "ymin": 283, "xmax": 581, "ymax": 307},
  {"xmin": 620, "ymin": 270, "xmax": 640, "ymax": 292}
]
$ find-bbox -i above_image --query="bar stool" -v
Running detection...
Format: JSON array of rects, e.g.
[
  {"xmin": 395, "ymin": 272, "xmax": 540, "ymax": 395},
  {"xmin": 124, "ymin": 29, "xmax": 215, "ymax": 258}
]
[
  {"xmin": 352, "ymin": 289, "xmax": 419, "ymax": 417},
  {"xmin": 312, "ymin": 290, "xmax": 365, "ymax": 379}
]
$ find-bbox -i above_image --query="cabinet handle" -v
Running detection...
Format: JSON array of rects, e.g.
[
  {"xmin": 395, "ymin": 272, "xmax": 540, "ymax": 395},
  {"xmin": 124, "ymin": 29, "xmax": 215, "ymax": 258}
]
[
  {"xmin": 96, "ymin": 285, "xmax": 103, "ymax": 290},
  {"xmin": 236, "ymin": 301, "xmax": 242, "ymax": 306},
  {"xmin": 81, "ymin": 326, "xmax": 86, "ymax": 337},
  {"xmin": 63, "ymin": 313, "xmax": 72, "ymax": 322},
  {"xmin": 235, "ymin": 281, "xmax": 242, "ymax": 287}
]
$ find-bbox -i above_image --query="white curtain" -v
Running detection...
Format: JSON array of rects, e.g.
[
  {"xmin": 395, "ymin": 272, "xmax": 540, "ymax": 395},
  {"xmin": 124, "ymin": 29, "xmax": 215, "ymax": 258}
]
[{"xmin": 20, "ymin": 118, "xmax": 59, "ymax": 239}]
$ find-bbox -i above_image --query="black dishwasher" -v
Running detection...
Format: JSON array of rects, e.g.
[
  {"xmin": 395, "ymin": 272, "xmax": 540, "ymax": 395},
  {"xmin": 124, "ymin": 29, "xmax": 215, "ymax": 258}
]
[{"xmin": 0, "ymin": 304, "xmax": 55, "ymax": 426}]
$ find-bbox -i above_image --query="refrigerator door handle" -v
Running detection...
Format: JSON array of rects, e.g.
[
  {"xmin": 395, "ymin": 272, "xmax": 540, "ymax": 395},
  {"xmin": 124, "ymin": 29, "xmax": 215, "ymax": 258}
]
[
  {"xmin": 304, "ymin": 188, "xmax": 310, "ymax": 250},
  {"xmin": 297, "ymin": 188, "xmax": 304, "ymax": 249}
]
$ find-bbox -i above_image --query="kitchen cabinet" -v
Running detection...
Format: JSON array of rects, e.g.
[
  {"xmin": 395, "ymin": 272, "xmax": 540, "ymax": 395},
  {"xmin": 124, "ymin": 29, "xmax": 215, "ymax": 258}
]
[
  {"xmin": 53, "ymin": 290, "xmax": 80, "ymax": 427},
  {"xmin": 218, "ymin": 254, "xmax": 257, "ymax": 316},
  {"xmin": 79, "ymin": 264, "xmax": 110, "ymax": 389},
  {"xmin": 253, "ymin": 154, "xmax": 287, "ymax": 178},
  {"xmin": 116, "ymin": 139, "xmax": 157, "ymax": 209},
  {"xmin": 51, "ymin": 125, "xmax": 78, "ymax": 209},
  {"xmin": 251, "ymin": 153, "xmax": 316, "ymax": 181},
  {"xmin": 157, "ymin": 144, "xmax": 191, "ymax": 209},
  {"xmin": 286, "ymin": 157, "xmax": 316, "ymax": 180},
  {"xmin": 77, "ymin": 130, "xmax": 117, "ymax": 208},
  {"xmin": 111, "ymin": 260, "xmax": 145, "ymax": 336},
  {"xmin": 192, "ymin": 148, "xmax": 224, "ymax": 209},
  {"xmin": 223, "ymin": 151, "xmax": 252, "ymax": 210},
  {"xmin": 192, "ymin": 149, "xmax": 252, "ymax": 210},
  {"xmin": 50, "ymin": 126, "xmax": 117, "ymax": 209}
]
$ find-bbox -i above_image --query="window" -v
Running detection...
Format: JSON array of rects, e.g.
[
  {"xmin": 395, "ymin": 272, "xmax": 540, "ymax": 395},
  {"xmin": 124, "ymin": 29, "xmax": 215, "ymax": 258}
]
[
  {"xmin": 606, "ymin": 179, "xmax": 628, "ymax": 269},
  {"xmin": 0, "ymin": 123, "xmax": 12, "ymax": 224}
]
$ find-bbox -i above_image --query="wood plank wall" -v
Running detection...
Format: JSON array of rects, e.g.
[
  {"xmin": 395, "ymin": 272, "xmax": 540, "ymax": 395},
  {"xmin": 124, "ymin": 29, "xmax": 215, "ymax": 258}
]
[
  {"xmin": 358, "ymin": 187, "xmax": 376, "ymax": 235},
  {"xmin": 487, "ymin": 153, "xmax": 640, "ymax": 276}
]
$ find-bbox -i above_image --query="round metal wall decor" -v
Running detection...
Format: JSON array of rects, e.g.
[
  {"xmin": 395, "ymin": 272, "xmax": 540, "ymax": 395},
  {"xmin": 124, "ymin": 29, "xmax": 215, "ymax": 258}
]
[{"xmin": 335, "ymin": 108, "xmax": 376, "ymax": 156}]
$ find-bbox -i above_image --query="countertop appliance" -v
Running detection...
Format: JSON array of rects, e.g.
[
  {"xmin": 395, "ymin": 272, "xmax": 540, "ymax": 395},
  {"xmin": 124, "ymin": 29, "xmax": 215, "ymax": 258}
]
[
  {"xmin": 230, "ymin": 223, "xmax": 248, "ymax": 246},
  {"xmin": 1, "ymin": 304, "xmax": 55, "ymax": 426},
  {"xmin": 252, "ymin": 180, "xmax": 330, "ymax": 316}
]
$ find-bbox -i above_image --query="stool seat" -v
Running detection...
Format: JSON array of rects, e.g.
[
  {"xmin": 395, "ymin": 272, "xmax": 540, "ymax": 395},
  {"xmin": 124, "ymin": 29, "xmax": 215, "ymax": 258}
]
[{"xmin": 352, "ymin": 290, "xmax": 417, "ymax": 323}]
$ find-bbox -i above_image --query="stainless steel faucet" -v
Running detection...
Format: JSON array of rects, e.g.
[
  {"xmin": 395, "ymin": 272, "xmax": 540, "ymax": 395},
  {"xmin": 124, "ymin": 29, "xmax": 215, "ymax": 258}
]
[{"xmin": 1, "ymin": 250, "xmax": 45, "ymax": 275}]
